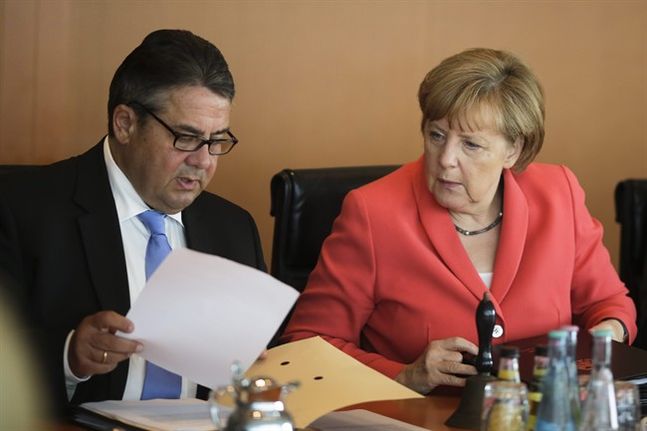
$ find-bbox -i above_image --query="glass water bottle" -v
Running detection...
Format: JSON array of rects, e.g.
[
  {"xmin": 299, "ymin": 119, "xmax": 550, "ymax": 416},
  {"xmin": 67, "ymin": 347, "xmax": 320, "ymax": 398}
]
[
  {"xmin": 535, "ymin": 330, "xmax": 576, "ymax": 431},
  {"xmin": 580, "ymin": 329, "xmax": 618, "ymax": 431},
  {"xmin": 526, "ymin": 344, "xmax": 549, "ymax": 431},
  {"xmin": 562, "ymin": 325, "xmax": 581, "ymax": 426},
  {"xmin": 498, "ymin": 346, "xmax": 521, "ymax": 383}
]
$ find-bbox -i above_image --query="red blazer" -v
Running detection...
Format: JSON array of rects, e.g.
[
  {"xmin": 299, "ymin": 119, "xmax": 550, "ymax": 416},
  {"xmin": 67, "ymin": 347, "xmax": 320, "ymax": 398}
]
[{"xmin": 282, "ymin": 157, "xmax": 637, "ymax": 378}]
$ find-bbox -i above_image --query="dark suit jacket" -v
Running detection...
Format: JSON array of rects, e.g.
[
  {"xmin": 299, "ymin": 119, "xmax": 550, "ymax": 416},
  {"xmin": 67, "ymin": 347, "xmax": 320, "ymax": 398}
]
[{"xmin": 0, "ymin": 141, "xmax": 266, "ymax": 413}]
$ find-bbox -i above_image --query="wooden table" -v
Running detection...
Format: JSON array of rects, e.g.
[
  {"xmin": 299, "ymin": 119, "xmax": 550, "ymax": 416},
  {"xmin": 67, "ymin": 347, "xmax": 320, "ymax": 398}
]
[
  {"xmin": 51, "ymin": 395, "xmax": 463, "ymax": 430},
  {"xmin": 342, "ymin": 395, "xmax": 462, "ymax": 430}
]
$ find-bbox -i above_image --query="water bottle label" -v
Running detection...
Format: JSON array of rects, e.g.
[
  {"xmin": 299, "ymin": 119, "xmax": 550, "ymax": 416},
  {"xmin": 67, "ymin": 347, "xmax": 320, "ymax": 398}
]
[
  {"xmin": 499, "ymin": 369, "xmax": 520, "ymax": 382},
  {"xmin": 528, "ymin": 392, "xmax": 542, "ymax": 402},
  {"xmin": 527, "ymin": 415, "xmax": 537, "ymax": 431}
]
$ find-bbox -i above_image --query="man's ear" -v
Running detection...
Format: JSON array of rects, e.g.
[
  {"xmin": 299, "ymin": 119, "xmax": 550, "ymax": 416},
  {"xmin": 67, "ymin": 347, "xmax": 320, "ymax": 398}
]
[
  {"xmin": 503, "ymin": 137, "xmax": 522, "ymax": 169},
  {"xmin": 112, "ymin": 104, "xmax": 138, "ymax": 144}
]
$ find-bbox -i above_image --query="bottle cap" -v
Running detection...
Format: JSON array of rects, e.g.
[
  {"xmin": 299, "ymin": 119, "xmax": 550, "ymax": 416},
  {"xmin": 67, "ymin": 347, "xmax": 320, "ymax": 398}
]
[
  {"xmin": 592, "ymin": 328, "xmax": 613, "ymax": 337},
  {"xmin": 548, "ymin": 330, "xmax": 567, "ymax": 339},
  {"xmin": 499, "ymin": 345, "xmax": 520, "ymax": 358},
  {"xmin": 561, "ymin": 325, "xmax": 579, "ymax": 333},
  {"xmin": 534, "ymin": 344, "xmax": 548, "ymax": 357}
]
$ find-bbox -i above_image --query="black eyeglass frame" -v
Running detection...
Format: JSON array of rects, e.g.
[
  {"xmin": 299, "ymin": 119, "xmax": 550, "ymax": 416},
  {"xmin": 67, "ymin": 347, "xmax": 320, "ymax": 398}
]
[{"xmin": 128, "ymin": 101, "xmax": 238, "ymax": 156}]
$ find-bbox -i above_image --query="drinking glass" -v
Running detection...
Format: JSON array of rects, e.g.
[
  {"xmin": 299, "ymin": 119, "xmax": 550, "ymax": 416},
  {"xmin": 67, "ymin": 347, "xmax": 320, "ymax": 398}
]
[
  {"xmin": 615, "ymin": 381, "xmax": 641, "ymax": 431},
  {"xmin": 209, "ymin": 385, "xmax": 236, "ymax": 430},
  {"xmin": 481, "ymin": 381, "xmax": 529, "ymax": 431}
]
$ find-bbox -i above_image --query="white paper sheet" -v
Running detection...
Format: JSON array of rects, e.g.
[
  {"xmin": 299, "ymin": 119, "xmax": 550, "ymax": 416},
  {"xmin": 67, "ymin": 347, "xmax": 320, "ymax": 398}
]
[
  {"xmin": 121, "ymin": 248, "xmax": 299, "ymax": 390},
  {"xmin": 311, "ymin": 409, "xmax": 430, "ymax": 430}
]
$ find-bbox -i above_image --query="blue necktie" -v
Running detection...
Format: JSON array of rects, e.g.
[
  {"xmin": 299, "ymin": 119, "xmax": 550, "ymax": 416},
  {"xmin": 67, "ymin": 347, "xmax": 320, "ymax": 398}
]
[{"xmin": 137, "ymin": 210, "xmax": 182, "ymax": 400}]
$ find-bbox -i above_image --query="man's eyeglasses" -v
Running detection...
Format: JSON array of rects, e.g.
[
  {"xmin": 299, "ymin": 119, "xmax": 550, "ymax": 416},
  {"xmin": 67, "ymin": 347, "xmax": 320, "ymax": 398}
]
[{"xmin": 129, "ymin": 102, "xmax": 238, "ymax": 155}]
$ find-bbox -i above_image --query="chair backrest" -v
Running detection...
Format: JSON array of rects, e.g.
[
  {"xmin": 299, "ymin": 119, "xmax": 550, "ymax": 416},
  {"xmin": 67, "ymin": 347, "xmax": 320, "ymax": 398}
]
[
  {"xmin": 270, "ymin": 165, "xmax": 399, "ymax": 292},
  {"xmin": 615, "ymin": 179, "xmax": 647, "ymax": 348}
]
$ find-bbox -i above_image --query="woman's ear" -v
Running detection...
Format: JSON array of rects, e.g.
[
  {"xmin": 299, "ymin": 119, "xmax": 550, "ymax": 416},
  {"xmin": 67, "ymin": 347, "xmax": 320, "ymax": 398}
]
[
  {"xmin": 112, "ymin": 105, "xmax": 138, "ymax": 144},
  {"xmin": 503, "ymin": 138, "xmax": 522, "ymax": 169}
]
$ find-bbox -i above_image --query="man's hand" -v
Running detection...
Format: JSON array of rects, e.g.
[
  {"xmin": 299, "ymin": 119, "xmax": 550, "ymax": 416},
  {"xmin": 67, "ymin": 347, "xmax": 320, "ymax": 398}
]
[
  {"xmin": 395, "ymin": 337, "xmax": 479, "ymax": 394},
  {"xmin": 69, "ymin": 311, "xmax": 142, "ymax": 378}
]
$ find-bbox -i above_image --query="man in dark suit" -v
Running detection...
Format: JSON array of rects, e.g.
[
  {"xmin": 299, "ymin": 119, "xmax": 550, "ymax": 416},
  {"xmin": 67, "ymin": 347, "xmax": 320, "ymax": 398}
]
[{"xmin": 0, "ymin": 29, "xmax": 265, "ymax": 414}]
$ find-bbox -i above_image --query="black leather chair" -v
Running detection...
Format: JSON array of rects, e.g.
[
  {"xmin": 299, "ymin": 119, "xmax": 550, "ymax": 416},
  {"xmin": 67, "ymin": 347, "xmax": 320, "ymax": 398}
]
[
  {"xmin": 615, "ymin": 179, "xmax": 647, "ymax": 349},
  {"xmin": 270, "ymin": 165, "xmax": 399, "ymax": 292}
]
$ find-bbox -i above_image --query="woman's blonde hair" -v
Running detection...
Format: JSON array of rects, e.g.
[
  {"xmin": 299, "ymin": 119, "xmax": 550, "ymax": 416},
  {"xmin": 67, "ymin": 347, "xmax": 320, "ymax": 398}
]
[{"xmin": 418, "ymin": 48, "xmax": 545, "ymax": 171}]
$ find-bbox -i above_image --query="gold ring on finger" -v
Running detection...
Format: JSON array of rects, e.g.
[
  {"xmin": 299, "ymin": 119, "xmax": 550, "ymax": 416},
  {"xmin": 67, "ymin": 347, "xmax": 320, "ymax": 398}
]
[{"xmin": 102, "ymin": 350, "xmax": 108, "ymax": 364}]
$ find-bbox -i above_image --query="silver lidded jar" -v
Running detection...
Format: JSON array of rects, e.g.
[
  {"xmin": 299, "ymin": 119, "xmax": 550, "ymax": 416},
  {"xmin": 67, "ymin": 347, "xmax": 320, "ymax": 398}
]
[{"xmin": 210, "ymin": 362, "xmax": 299, "ymax": 431}]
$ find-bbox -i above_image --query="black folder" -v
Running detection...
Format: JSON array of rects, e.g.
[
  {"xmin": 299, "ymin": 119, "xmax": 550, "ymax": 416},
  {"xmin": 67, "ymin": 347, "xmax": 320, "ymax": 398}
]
[{"xmin": 72, "ymin": 406, "xmax": 148, "ymax": 431}]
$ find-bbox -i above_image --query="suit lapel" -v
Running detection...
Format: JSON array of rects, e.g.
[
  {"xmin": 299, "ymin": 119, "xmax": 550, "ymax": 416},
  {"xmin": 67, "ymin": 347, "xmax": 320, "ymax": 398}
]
[
  {"xmin": 74, "ymin": 143, "xmax": 130, "ymax": 315},
  {"xmin": 182, "ymin": 194, "xmax": 231, "ymax": 258},
  {"xmin": 411, "ymin": 160, "xmax": 529, "ymax": 308},
  {"xmin": 489, "ymin": 169, "xmax": 528, "ymax": 303},
  {"xmin": 411, "ymin": 158, "xmax": 487, "ymax": 302},
  {"xmin": 72, "ymin": 141, "xmax": 130, "ymax": 400},
  {"xmin": 183, "ymin": 195, "xmax": 221, "ymax": 255}
]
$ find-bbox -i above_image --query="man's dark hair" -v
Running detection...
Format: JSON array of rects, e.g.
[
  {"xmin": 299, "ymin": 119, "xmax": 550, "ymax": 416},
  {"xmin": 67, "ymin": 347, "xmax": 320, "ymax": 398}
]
[{"xmin": 107, "ymin": 29, "xmax": 234, "ymax": 136}]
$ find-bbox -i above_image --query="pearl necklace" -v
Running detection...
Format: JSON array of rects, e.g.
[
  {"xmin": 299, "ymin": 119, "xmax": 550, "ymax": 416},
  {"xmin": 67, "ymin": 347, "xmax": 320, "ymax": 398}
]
[{"xmin": 454, "ymin": 212, "xmax": 503, "ymax": 236}]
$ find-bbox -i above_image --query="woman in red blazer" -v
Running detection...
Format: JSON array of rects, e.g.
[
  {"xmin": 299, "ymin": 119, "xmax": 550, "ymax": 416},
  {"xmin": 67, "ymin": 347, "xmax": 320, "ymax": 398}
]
[{"xmin": 281, "ymin": 48, "xmax": 636, "ymax": 394}]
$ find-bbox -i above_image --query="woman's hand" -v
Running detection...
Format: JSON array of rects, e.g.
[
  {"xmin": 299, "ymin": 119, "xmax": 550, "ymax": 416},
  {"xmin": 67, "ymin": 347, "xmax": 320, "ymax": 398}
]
[
  {"xmin": 395, "ymin": 337, "xmax": 479, "ymax": 394},
  {"xmin": 590, "ymin": 319, "xmax": 627, "ymax": 343}
]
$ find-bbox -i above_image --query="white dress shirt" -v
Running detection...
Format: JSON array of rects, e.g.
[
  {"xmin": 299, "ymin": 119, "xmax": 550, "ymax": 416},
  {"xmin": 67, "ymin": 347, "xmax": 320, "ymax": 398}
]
[
  {"xmin": 479, "ymin": 272, "xmax": 493, "ymax": 289},
  {"xmin": 64, "ymin": 137, "xmax": 197, "ymax": 400}
]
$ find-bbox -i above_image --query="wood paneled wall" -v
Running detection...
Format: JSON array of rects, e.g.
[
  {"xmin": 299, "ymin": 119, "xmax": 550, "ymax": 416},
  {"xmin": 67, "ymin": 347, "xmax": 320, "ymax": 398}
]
[{"xmin": 1, "ymin": 0, "xmax": 646, "ymax": 268}]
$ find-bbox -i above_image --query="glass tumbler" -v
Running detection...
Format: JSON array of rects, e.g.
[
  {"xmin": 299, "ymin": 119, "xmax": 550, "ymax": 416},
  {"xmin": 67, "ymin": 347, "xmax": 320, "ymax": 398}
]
[
  {"xmin": 614, "ymin": 381, "xmax": 641, "ymax": 431},
  {"xmin": 481, "ymin": 381, "xmax": 529, "ymax": 431},
  {"xmin": 209, "ymin": 385, "xmax": 236, "ymax": 430}
]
